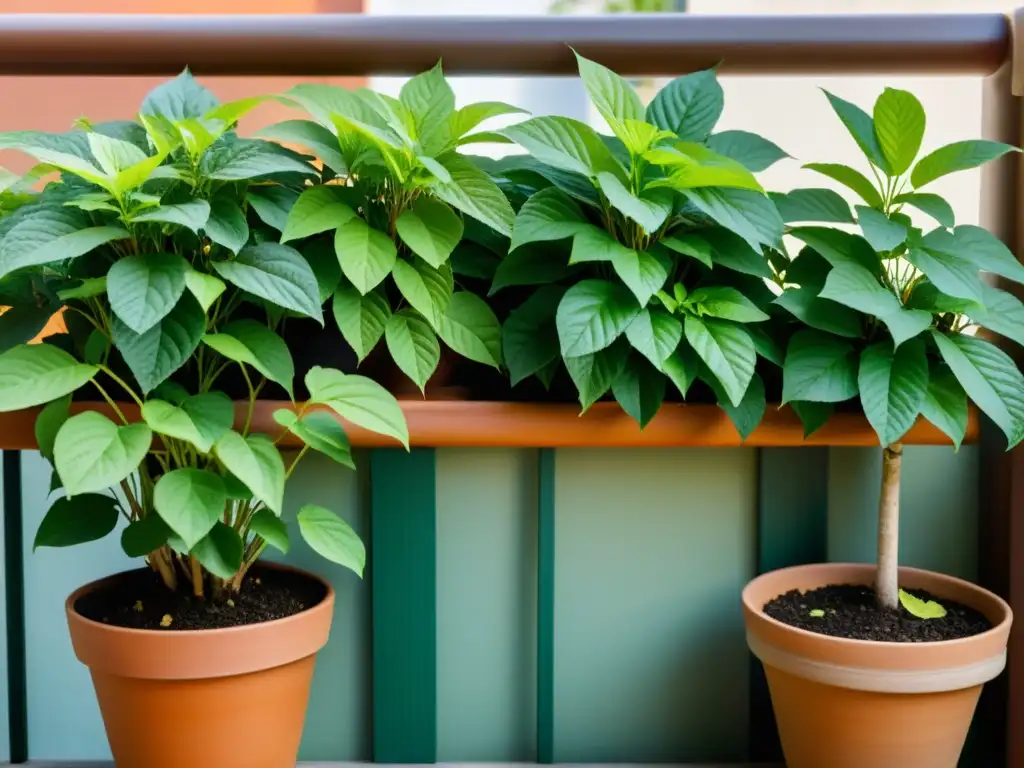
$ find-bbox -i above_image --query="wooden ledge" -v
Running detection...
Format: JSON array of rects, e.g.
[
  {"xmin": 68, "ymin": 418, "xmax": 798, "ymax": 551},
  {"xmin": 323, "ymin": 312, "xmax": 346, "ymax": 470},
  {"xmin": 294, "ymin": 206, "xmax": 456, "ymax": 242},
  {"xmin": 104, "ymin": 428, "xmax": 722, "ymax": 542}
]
[{"xmin": 0, "ymin": 401, "xmax": 977, "ymax": 450}]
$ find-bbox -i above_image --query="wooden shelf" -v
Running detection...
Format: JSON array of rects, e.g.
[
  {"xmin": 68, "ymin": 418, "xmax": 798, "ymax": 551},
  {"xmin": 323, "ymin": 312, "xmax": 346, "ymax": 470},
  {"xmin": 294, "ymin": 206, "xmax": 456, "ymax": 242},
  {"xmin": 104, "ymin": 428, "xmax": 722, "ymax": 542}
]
[{"xmin": 0, "ymin": 401, "xmax": 977, "ymax": 450}]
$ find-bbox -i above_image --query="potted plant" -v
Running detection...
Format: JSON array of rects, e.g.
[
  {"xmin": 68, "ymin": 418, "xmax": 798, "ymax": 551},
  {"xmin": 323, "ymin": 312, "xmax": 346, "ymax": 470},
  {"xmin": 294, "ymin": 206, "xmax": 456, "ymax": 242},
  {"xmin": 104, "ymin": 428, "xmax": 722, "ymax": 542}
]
[
  {"xmin": 0, "ymin": 71, "xmax": 409, "ymax": 768},
  {"xmin": 259, "ymin": 62, "xmax": 518, "ymax": 399},
  {"xmin": 491, "ymin": 51, "xmax": 790, "ymax": 433},
  {"xmin": 743, "ymin": 86, "xmax": 1021, "ymax": 768}
]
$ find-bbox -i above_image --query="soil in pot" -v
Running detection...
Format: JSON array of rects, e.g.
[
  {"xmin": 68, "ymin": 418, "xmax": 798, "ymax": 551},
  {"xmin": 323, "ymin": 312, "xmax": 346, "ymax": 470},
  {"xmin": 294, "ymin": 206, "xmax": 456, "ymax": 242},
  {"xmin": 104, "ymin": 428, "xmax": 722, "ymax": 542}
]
[
  {"xmin": 764, "ymin": 584, "xmax": 992, "ymax": 642},
  {"xmin": 75, "ymin": 565, "xmax": 328, "ymax": 631}
]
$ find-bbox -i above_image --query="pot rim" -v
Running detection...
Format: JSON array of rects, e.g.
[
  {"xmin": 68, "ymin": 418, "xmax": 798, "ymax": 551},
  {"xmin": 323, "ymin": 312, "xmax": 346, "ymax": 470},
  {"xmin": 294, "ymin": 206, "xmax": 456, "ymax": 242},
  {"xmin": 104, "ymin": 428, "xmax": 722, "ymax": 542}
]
[{"xmin": 742, "ymin": 562, "xmax": 1012, "ymax": 650}]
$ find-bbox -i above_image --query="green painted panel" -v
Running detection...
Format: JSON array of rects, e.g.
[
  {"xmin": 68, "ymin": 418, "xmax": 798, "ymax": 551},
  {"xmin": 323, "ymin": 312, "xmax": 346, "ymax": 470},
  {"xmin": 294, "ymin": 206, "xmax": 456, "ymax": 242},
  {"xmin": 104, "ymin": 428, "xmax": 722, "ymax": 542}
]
[
  {"xmin": 552, "ymin": 448, "xmax": 757, "ymax": 763},
  {"xmin": 537, "ymin": 449, "xmax": 555, "ymax": 765},
  {"xmin": 436, "ymin": 448, "xmax": 538, "ymax": 762},
  {"xmin": 828, "ymin": 446, "xmax": 979, "ymax": 581},
  {"xmin": 0, "ymin": 452, "xmax": 12, "ymax": 763}
]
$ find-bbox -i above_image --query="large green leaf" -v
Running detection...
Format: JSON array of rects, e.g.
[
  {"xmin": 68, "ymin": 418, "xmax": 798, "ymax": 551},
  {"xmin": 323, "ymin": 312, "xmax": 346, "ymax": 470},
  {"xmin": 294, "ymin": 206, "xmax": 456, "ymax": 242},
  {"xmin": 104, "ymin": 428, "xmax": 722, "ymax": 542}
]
[
  {"xmin": 112, "ymin": 293, "xmax": 206, "ymax": 393},
  {"xmin": 202, "ymin": 320, "xmax": 295, "ymax": 397},
  {"xmin": 687, "ymin": 286, "xmax": 769, "ymax": 324},
  {"xmin": 971, "ymin": 284, "xmax": 1024, "ymax": 348},
  {"xmin": 247, "ymin": 186, "xmax": 300, "ymax": 232},
  {"xmin": 256, "ymin": 119, "xmax": 348, "ymax": 174},
  {"xmin": 107, "ymin": 252, "xmax": 190, "ymax": 335},
  {"xmin": 490, "ymin": 243, "xmax": 571, "ymax": 295},
  {"xmin": 625, "ymin": 307, "xmax": 683, "ymax": 370},
  {"xmin": 818, "ymin": 263, "xmax": 931, "ymax": 347},
  {"xmin": 273, "ymin": 409, "xmax": 353, "ymax": 469},
  {"xmin": 929, "ymin": 225, "xmax": 1024, "ymax": 286},
  {"xmin": 873, "ymin": 88, "xmax": 926, "ymax": 176},
  {"xmin": 905, "ymin": 247, "xmax": 985, "ymax": 304},
  {"xmin": 503, "ymin": 286, "xmax": 565, "ymax": 386},
  {"xmin": 333, "ymin": 217, "xmax": 398, "ymax": 296},
  {"xmin": 203, "ymin": 138, "xmax": 314, "ymax": 181},
  {"xmin": 120, "ymin": 514, "xmax": 171, "ymax": 558},
  {"xmin": 153, "ymin": 468, "xmax": 227, "ymax": 550},
  {"xmin": 213, "ymin": 243, "xmax": 323, "ymax": 323},
  {"xmin": 660, "ymin": 233, "xmax": 712, "ymax": 269},
  {"xmin": 392, "ymin": 258, "xmax": 453, "ymax": 328},
  {"xmin": 662, "ymin": 340, "xmax": 699, "ymax": 398},
  {"xmin": 788, "ymin": 227, "xmax": 880, "ymax": 274},
  {"xmin": 140, "ymin": 392, "xmax": 234, "ymax": 453},
  {"xmin": 791, "ymin": 400, "xmax": 835, "ymax": 438},
  {"xmin": 213, "ymin": 431, "xmax": 286, "ymax": 513},
  {"xmin": 509, "ymin": 187, "xmax": 589, "ymax": 252},
  {"xmin": 611, "ymin": 354, "xmax": 666, "ymax": 429},
  {"xmin": 556, "ymin": 279, "xmax": 641, "ymax": 357},
  {"xmin": 858, "ymin": 338, "xmax": 929, "ymax": 445},
  {"xmin": 248, "ymin": 508, "xmax": 290, "ymax": 554},
  {"xmin": 184, "ymin": 268, "xmax": 226, "ymax": 313},
  {"xmin": 396, "ymin": 198, "xmax": 464, "ymax": 269},
  {"xmin": 0, "ymin": 205, "xmax": 126, "ymax": 279},
  {"xmin": 141, "ymin": 70, "xmax": 219, "ymax": 122},
  {"xmin": 770, "ymin": 188, "xmax": 853, "ymax": 224},
  {"xmin": 0, "ymin": 344, "xmax": 97, "ymax": 412},
  {"xmin": 281, "ymin": 186, "xmax": 356, "ymax": 243},
  {"xmin": 53, "ymin": 412, "xmax": 151, "ymax": 496},
  {"xmin": 702, "ymin": 228, "xmax": 773, "ymax": 278},
  {"xmin": 682, "ymin": 187, "xmax": 783, "ymax": 252},
  {"xmin": 706, "ymin": 130, "xmax": 789, "ymax": 172},
  {"xmin": 35, "ymin": 394, "xmax": 71, "ymax": 463},
  {"xmin": 892, "ymin": 193, "xmax": 955, "ymax": 229},
  {"xmin": 684, "ymin": 315, "xmax": 755, "ymax": 408},
  {"xmin": 131, "ymin": 200, "xmax": 211, "ymax": 235},
  {"xmin": 822, "ymin": 89, "xmax": 890, "ymax": 172},
  {"xmin": 575, "ymin": 51, "xmax": 645, "ymax": 127},
  {"xmin": 430, "ymin": 153, "xmax": 515, "ymax": 237},
  {"xmin": 384, "ymin": 310, "xmax": 439, "ymax": 392},
  {"xmin": 597, "ymin": 172, "xmax": 672, "ymax": 234},
  {"xmin": 305, "ymin": 366, "xmax": 409, "ymax": 449},
  {"xmin": 204, "ymin": 197, "xmax": 249, "ymax": 254},
  {"xmin": 647, "ymin": 69, "xmax": 723, "ymax": 141},
  {"xmin": 399, "ymin": 61, "xmax": 456, "ymax": 145},
  {"xmin": 437, "ymin": 291, "xmax": 502, "ymax": 368},
  {"xmin": 932, "ymin": 331, "xmax": 1024, "ymax": 448},
  {"xmin": 192, "ymin": 523, "xmax": 244, "ymax": 579},
  {"xmin": 564, "ymin": 339, "xmax": 630, "ymax": 411},
  {"xmin": 920, "ymin": 364, "xmax": 969, "ymax": 450},
  {"xmin": 331, "ymin": 284, "xmax": 390, "ymax": 362},
  {"xmin": 803, "ymin": 162, "xmax": 884, "ymax": 209},
  {"xmin": 911, "ymin": 140, "xmax": 1018, "ymax": 189},
  {"xmin": 33, "ymin": 494, "xmax": 119, "ymax": 549},
  {"xmin": 781, "ymin": 329, "xmax": 859, "ymax": 404},
  {"xmin": 856, "ymin": 206, "xmax": 907, "ymax": 252},
  {"xmin": 705, "ymin": 368, "xmax": 766, "ymax": 440},
  {"xmin": 773, "ymin": 287, "xmax": 863, "ymax": 339},
  {"xmin": 499, "ymin": 116, "xmax": 624, "ymax": 180},
  {"xmin": 297, "ymin": 505, "xmax": 366, "ymax": 576}
]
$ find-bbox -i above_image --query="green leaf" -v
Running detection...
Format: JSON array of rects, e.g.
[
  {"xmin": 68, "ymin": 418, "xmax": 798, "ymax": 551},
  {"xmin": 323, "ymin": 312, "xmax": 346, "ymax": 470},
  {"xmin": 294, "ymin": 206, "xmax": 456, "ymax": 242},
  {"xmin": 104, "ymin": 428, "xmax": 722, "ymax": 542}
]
[
  {"xmin": 822, "ymin": 89, "xmax": 890, "ymax": 172},
  {"xmin": 706, "ymin": 130, "xmax": 789, "ymax": 172},
  {"xmin": 905, "ymin": 248, "xmax": 985, "ymax": 304},
  {"xmin": 202, "ymin": 320, "xmax": 294, "ymax": 397},
  {"xmin": 556, "ymin": 279, "xmax": 641, "ymax": 358},
  {"xmin": 0, "ymin": 205, "xmax": 127, "ymax": 279},
  {"xmin": 803, "ymin": 163, "xmax": 884, "ymax": 209},
  {"xmin": 33, "ymin": 494, "xmax": 119, "ymax": 549},
  {"xmin": 773, "ymin": 287, "xmax": 863, "ymax": 339},
  {"xmin": 297, "ymin": 504, "xmax": 366, "ymax": 577},
  {"xmin": 710, "ymin": 370, "xmax": 766, "ymax": 440},
  {"xmin": 303, "ymin": 239, "xmax": 343, "ymax": 303},
  {"xmin": 597, "ymin": 172, "xmax": 672, "ymax": 234},
  {"xmin": 396, "ymin": 198, "xmax": 464, "ymax": 269},
  {"xmin": 932, "ymin": 331, "xmax": 1024, "ymax": 448},
  {"xmin": 140, "ymin": 392, "xmax": 234, "ymax": 453},
  {"xmin": 107, "ymin": 252, "xmax": 189, "ymax": 335},
  {"xmin": 770, "ymin": 188, "xmax": 854, "ymax": 224},
  {"xmin": 682, "ymin": 187, "xmax": 783, "ymax": 252},
  {"xmin": 333, "ymin": 216, "xmax": 398, "ymax": 296},
  {"xmin": 499, "ymin": 116, "xmax": 624, "ymax": 179},
  {"xmin": 625, "ymin": 307, "xmax": 683, "ymax": 369},
  {"xmin": 201, "ymin": 197, "xmax": 249, "ymax": 254},
  {"xmin": 782, "ymin": 329, "xmax": 859, "ymax": 404},
  {"xmin": 818, "ymin": 264, "xmax": 931, "ymax": 347},
  {"xmin": 911, "ymin": 140, "xmax": 1018, "ymax": 189},
  {"xmin": 687, "ymin": 286, "xmax": 769, "ymax": 323},
  {"xmin": 437, "ymin": 291, "xmax": 503, "ymax": 368},
  {"xmin": 662, "ymin": 341, "xmax": 699, "ymax": 398},
  {"xmin": 141, "ymin": 70, "xmax": 219, "ymax": 122},
  {"xmin": 56, "ymin": 277, "xmax": 107, "ymax": 302},
  {"xmin": 131, "ymin": 199, "xmax": 211, "ymax": 235},
  {"xmin": 121, "ymin": 514, "xmax": 171, "ymax": 558},
  {"xmin": 213, "ymin": 431, "xmax": 286, "ymax": 513},
  {"xmin": 873, "ymin": 88, "xmax": 926, "ymax": 176},
  {"xmin": 88, "ymin": 132, "xmax": 147, "ymax": 175},
  {"xmin": 611, "ymin": 354, "xmax": 665, "ymax": 429},
  {"xmin": 490, "ymin": 243, "xmax": 570, "ymax": 295},
  {"xmin": 701, "ymin": 228, "xmax": 772, "ymax": 278},
  {"xmin": 684, "ymin": 315, "xmax": 755, "ymax": 408},
  {"xmin": 971, "ymin": 284, "xmax": 1024, "ymax": 348},
  {"xmin": 399, "ymin": 61, "xmax": 456, "ymax": 140},
  {"xmin": 247, "ymin": 186, "xmax": 300, "ymax": 232},
  {"xmin": 502, "ymin": 286, "xmax": 566, "ymax": 386},
  {"xmin": 112, "ymin": 294, "xmax": 205, "ymax": 394},
  {"xmin": 255, "ymin": 119, "xmax": 348, "ymax": 174},
  {"xmin": 153, "ymin": 468, "xmax": 227, "ymax": 550},
  {"xmin": 564, "ymin": 339, "xmax": 630, "ymax": 411},
  {"xmin": 575, "ymin": 50, "xmax": 645, "ymax": 126},
  {"xmin": 0, "ymin": 344, "xmax": 97, "ymax": 412},
  {"xmin": 856, "ymin": 206, "xmax": 908, "ymax": 252},
  {"xmin": 305, "ymin": 367, "xmax": 409, "ymax": 449},
  {"xmin": 747, "ymin": 325, "xmax": 785, "ymax": 367},
  {"xmin": 660, "ymin": 233, "xmax": 713, "ymax": 269},
  {"xmin": 35, "ymin": 395, "xmax": 71, "ymax": 463},
  {"xmin": 649, "ymin": 143, "xmax": 763, "ymax": 192},
  {"xmin": 647, "ymin": 69, "xmax": 723, "ymax": 141},
  {"xmin": 430, "ymin": 153, "xmax": 515, "ymax": 237},
  {"xmin": 788, "ymin": 227, "xmax": 880, "ymax": 274},
  {"xmin": 281, "ymin": 186, "xmax": 356, "ymax": 243},
  {"xmin": 920, "ymin": 364, "xmax": 969, "ymax": 450},
  {"xmin": 272, "ymin": 409, "xmax": 353, "ymax": 469},
  {"xmin": 385, "ymin": 310, "xmax": 441, "ymax": 392},
  {"xmin": 892, "ymin": 193, "xmax": 955, "ymax": 229},
  {"xmin": 203, "ymin": 139, "xmax": 314, "ymax": 181},
  {"xmin": 392, "ymin": 258, "xmax": 453, "ymax": 328},
  {"xmin": 331, "ymin": 284, "xmax": 390, "ymax": 362},
  {"xmin": 192, "ymin": 523, "xmax": 244, "ymax": 580},
  {"xmin": 858, "ymin": 338, "xmax": 929, "ymax": 445},
  {"xmin": 791, "ymin": 400, "xmax": 835, "ymax": 438},
  {"xmin": 509, "ymin": 187, "xmax": 589, "ymax": 252},
  {"xmin": 184, "ymin": 268, "xmax": 226, "ymax": 313},
  {"xmin": 213, "ymin": 243, "xmax": 323, "ymax": 323},
  {"xmin": 54, "ymin": 412, "xmax": 151, "ymax": 496},
  {"xmin": 899, "ymin": 589, "xmax": 947, "ymax": 620},
  {"xmin": 249, "ymin": 508, "xmax": 290, "ymax": 554},
  {"xmin": 934, "ymin": 225, "xmax": 1024, "ymax": 285}
]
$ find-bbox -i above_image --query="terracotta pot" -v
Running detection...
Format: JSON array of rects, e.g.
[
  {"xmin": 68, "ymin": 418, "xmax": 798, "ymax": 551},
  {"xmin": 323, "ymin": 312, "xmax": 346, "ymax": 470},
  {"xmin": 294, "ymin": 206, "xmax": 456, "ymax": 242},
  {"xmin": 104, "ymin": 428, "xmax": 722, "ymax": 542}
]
[
  {"xmin": 66, "ymin": 564, "xmax": 334, "ymax": 768},
  {"xmin": 743, "ymin": 563, "xmax": 1012, "ymax": 768}
]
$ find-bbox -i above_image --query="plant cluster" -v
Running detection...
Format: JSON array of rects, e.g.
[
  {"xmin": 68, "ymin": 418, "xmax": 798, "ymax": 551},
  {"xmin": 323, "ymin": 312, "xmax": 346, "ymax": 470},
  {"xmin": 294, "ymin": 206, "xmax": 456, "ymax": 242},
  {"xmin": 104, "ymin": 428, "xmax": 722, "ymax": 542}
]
[{"xmin": 0, "ymin": 57, "xmax": 1021, "ymax": 605}]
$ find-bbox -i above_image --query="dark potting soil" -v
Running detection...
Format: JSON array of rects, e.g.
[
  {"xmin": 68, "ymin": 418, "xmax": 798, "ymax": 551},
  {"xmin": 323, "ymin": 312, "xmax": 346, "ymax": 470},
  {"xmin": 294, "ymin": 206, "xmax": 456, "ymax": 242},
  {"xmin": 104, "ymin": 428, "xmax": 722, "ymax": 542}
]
[
  {"xmin": 75, "ymin": 566, "xmax": 328, "ymax": 631},
  {"xmin": 763, "ymin": 584, "xmax": 992, "ymax": 642}
]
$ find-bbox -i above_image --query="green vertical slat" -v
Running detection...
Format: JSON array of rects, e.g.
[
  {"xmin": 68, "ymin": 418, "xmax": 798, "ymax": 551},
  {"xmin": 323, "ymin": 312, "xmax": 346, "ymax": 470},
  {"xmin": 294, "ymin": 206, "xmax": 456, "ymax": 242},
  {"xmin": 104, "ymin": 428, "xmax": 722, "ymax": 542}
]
[
  {"xmin": 537, "ymin": 449, "xmax": 555, "ymax": 764},
  {"xmin": 749, "ymin": 447, "xmax": 828, "ymax": 763},
  {"xmin": 371, "ymin": 448, "xmax": 436, "ymax": 763},
  {"xmin": 4, "ymin": 451, "xmax": 26, "ymax": 764}
]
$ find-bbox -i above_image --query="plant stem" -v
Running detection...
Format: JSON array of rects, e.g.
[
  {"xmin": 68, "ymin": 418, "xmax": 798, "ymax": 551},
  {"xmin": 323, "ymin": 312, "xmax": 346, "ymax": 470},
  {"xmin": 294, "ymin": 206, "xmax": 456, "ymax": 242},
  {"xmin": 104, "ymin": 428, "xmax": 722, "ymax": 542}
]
[
  {"xmin": 92, "ymin": 380, "xmax": 129, "ymax": 425},
  {"xmin": 98, "ymin": 366, "xmax": 144, "ymax": 407},
  {"xmin": 151, "ymin": 548, "xmax": 178, "ymax": 592},
  {"xmin": 876, "ymin": 442, "xmax": 903, "ymax": 610},
  {"xmin": 191, "ymin": 557, "xmax": 205, "ymax": 599},
  {"xmin": 240, "ymin": 363, "xmax": 256, "ymax": 436}
]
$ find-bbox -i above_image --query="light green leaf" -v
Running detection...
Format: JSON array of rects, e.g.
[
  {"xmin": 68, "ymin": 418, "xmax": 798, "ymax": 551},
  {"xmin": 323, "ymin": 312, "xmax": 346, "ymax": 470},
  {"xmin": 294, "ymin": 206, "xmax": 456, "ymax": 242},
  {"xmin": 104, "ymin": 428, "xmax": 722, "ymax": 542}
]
[
  {"xmin": 682, "ymin": 187, "xmax": 783, "ymax": 252},
  {"xmin": 575, "ymin": 50, "xmax": 645, "ymax": 126},
  {"xmin": 625, "ymin": 307, "xmax": 683, "ymax": 369},
  {"xmin": 770, "ymin": 188, "xmax": 854, "ymax": 224},
  {"xmin": 773, "ymin": 287, "xmax": 863, "ymax": 339},
  {"xmin": 509, "ymin": 187, "xmax": 589, "ymax": 252},
  {"xmin": 782, "ymin": 329, "xmax": 859, "ymax": 404},
  {"xmin": 141, "ymin": 70, "xmax": 219, "ymax": 122},
  {"xmin": 272, "ymin": 409, "xmax": 353, "ymax": 469},
  {"xmin": 684, "ymin": 315, "xmax": 755, "ymax": 408},
  {"xmin": 0, "ymin": 205, "xmax": 127, "ymax": 279},
  {"xmin": 911, "ymin": 140, "xmax": 1018, "ymax": 189},
  {"xmin": 120, "ymin": 514, "xmax": 171, "ymax": 558},
  {"xmin": 449, "ymin": 101, "xmax": 528, "ymax": 141},
  {"xmin": 803, "ymin": 162, "xmax": 884, "ymax": 209},
  {"xmin": 213, "ymin": 243, "xmax": 324, "ymax": 323},
  {"xmin": 303, "ymin": 239, "xmax": 343, "ymax": 303},
  {"xmin": 298, "ymin": 505, "xmax": 366, "ymax": 577},
  {"xmin": 660, "ymin": 233, "xmax": 713, "ymax": 269},
  {"xmin": 35, "ymin": 395, "xmax": 71, "ymax": 463},
  {"xmin": 153, "ymin": 468, "xmax": 227, "ymax": 550},
  {"xmin": 597, "ymin": 172, "xmax": 672, "ymax": 234},
  {"xmin": 437, "ymin": 292, "xmax": 503, "ymax": 368},
  {"xmin": 213, "ymin": 431, "xmax": 286, "ymax": 514},
  {"xmin": 687, "ymin": 286, "xmax": 769, "ymax": 323},
  {"xmin": 331, "ymin": 284, "xmax": 390, "ymax": 362},
  {"xmin": 612, "ymin": 354, "xmax": 665, "ymax": 429},
  {"xmin": 140, "ymin": 392, "xmax": 234, "ymax": 453},
  {"xmin": 385, "ymin": 310, "xmax": 440, "ymax": 393},
  {"xmin": 53, "ymin": 412, "xmax": 151, "ymax": 496},
  {"xmin": 430, "ymin": 153, "xmax": 515, "ymax": 237},
  {"xmin": 87, "ymin": 132, "xmax": 147, "ymax": 175},
  {"xmin": 920, "ymin": 364, "xmax": 969, "ymax": 450},
  {"xmin": 873, "ymin": 88, "xmax": 926, "ymax": 176},
  {"xmin": 33, "ymin": 494, "xmax": 119, "ymax": 550},
  {"xmin": 899, "ymin": 589, "xmax": 947, "ymax": 619},
  {"xmin": 192, "ymin": 523, "xmax": 244, "ymax": 580},
  {"xmin": 333, "ymin": 216, "xmax": 398, "ymax": 295},
  {"xmin": 818, "ymin": 264, "xmax": 931, "ymax": 346},
  {"xmin": 858, "ymin": 338, "xmax": 929, "ymax": 445},
  {"xmin": 249, "ymin": 509, "xmax": 290, "ymax": 554},
  {"xmin": 822, "ymin": 89, "xmax": 890, "ymax": 172},
  {"xmin": 130, "ymin": 199, "xmax": 211, "ymax": 235},
  {"xmin": 112, "ymin": 294, "xmax": 205, "ymax": 393},
  {"xmin": 255, "ymin": 119, "xmax": 348, "ymax": 174},
  {"xmin": 564, "ymin": 339, "xmax": 630, "ymax": 411},
  {"xmin": 400, "ymin": 61, "xmax": 456, "ymax": 147},
  {"xmin": 650, "ymin": 142, "xmax": 763, "ymax": 192},
  {"xmin": 906, "ymin": 247, "xmax": 985, "ymax": 304},
  {"xmin": 856, "ymin": 206, "xmax": 908, "ymax": 252},
  {"xmin": 392, "ymin": 257, "xmax": 453, "ymax": 329},
  {"xmin": 706, "ymin": 130, "xmax": 789, "ymax": 172},
  {"xmin": 185, "ymin": 268, "xmax": 226, "ymax": 312},
  {"xmin": 396, "ymin": 198, "xmax": 464, "ymax": 268},
  {"xmin": 556, "ymin": 279, "xmax": 642, "ymax": 357},
  {"xmin": 305, "ymin": 367, "xmax": 409, "ymax": 449},
  {"xmin": 203, "ymin": 139, "xmax": 314, "ymax": 181},
  {"xmin": 499, "ymin": 116, "xmax": 624, "ymax": 180},
  {"xmin": 502, "ymin": 286, "xmax": 566, "ymax": 386},
  {"xmin": 971, "ymin": 284, "xmax": 1024, "ymax": 348},
  {"xmin": 281, "ymin": 186, "xmax": 356, "ymax": 243},
  {"xmin": 107, "ymin": 252, "xmax": 190, "ymax": 335},
  {"xmin": 647, "ymin": 69, "xmax": 723, "ymax": 141},
  {"xmin": 892, "ymin": 193, "xmax": 955, "ymax": 229},
  {"xmin": 0, "ymin": 345, "xmax": 96, "ymax": 412},
  {"xmin": 57, "ymin": 276, "xmax": 107, "ymax": 301},
  {"xmin": 202, "ymin": 320, "xmax": 295, "ymax": 397}
]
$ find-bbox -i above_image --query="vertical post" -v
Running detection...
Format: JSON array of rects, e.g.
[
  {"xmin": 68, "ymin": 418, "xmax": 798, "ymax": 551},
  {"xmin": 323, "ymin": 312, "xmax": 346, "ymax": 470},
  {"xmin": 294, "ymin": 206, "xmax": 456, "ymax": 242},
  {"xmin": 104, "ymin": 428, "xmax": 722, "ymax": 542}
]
[
  {"xmin": 536, "ymin": 449, "xmax": 556, "ymax": 764},
  {"xmin": 748, "ymin": 447, "xmax": 828, "ymax": 762},
  {"xmin": 371, "ymin": 448, "xmax": 437, "ymax": 763},
  {"xmin": 3, "ymin": 451, "xmax": 26, "ymax": 764}
]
